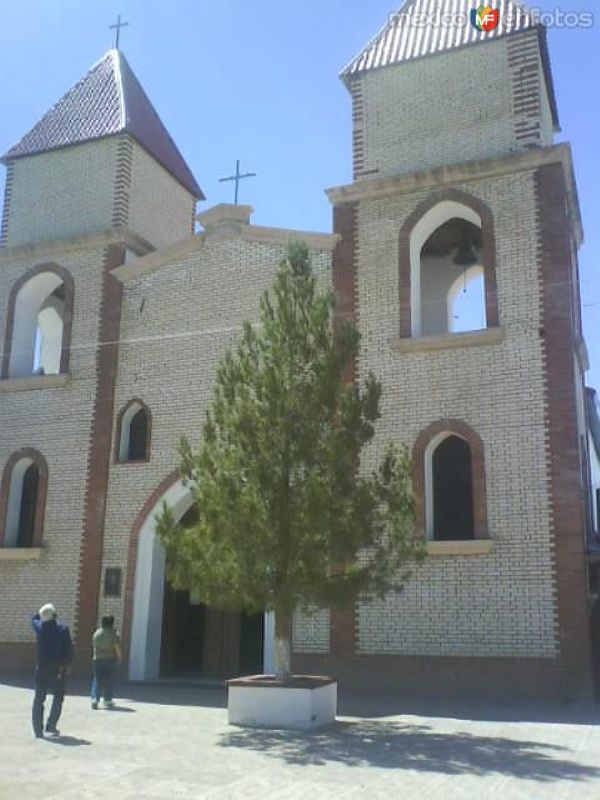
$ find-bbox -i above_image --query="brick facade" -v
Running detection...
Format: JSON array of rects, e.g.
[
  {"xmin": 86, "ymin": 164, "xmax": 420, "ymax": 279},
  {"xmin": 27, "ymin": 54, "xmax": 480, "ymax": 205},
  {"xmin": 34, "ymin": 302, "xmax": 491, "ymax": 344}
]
[
  {"xmin": 352, "ymin": 32, "xmax": 554, "ymax": 183},
  {"xmin": 0, "ymin": 16, "xmax": 593, "ymax": 699}
]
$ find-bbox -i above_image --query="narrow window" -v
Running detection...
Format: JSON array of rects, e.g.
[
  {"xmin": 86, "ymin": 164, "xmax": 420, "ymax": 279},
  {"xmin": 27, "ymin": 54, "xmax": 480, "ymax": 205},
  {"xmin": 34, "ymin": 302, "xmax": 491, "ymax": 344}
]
[
  {"xmin": 104, "ymin": 568, "xmax": 123, "ymax": 598},
  {"xmin": 118, "ymin": 401, "xmax": 151, "ymax": 462},
  {"xmin": 431, "ymin": 435, "xmax": 474, "ymax": 541},
  {"xmin": 3, "ymin": 456, "xmax": 45, "ymax": 548}
]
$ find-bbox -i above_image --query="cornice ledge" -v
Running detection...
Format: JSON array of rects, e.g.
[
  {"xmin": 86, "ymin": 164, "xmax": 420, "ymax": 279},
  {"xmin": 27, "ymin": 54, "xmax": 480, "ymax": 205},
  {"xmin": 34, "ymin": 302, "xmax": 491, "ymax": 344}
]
[
  {"xmin": 0, "ymin": 374, "xmax": 70, "ymax": 393},
  {"xmin": 113, "ymin": 235, "xmax": 206, "ymax": 281},
  {"xmin": 393, "ymin": 327, "xmax": 504, "ymax": 353},
  {"xmin": 0, "ymin": 547, "xmax": 44, "ymax": 561},
  {"xmin": 239, "ymin": 226, "xmax": 340, "ymax": 252},
  {"xmin": 326, "ymin": 145, "xmax": 579, "ymax": 235},
  {"xmin": 0, "ymin": 227, "xmax": 153, "ymax": 264},
  {"xmin": 427, "ymin": 540, "xmax": 494, "ymax": 557},
  {"xmin": 113, "ymin": 226, "xmax": 340, "ymax": 283}
]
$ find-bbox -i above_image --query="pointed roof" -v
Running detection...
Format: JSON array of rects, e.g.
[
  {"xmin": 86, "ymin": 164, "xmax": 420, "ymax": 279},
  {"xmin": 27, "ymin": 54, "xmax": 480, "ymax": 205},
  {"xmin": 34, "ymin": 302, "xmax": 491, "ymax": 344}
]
[
  {"xmin": 2, "ymin": 50, "xmax": 204, "ymax": 199},
  {"xmin": 343, "ymin": 0, "xmax": 534, "ymax": 75},
  {"xmin": 342, "ymin": 0, "xmax": 559, "ymax": 127}
]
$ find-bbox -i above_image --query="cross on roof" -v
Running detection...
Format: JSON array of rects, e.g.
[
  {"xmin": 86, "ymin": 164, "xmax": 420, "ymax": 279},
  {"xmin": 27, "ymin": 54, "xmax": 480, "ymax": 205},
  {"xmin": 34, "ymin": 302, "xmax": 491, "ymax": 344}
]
[
  {"xmin": 109, "ymin": 14, "xmax": 129, "ymax": 50},
  {"xmin": 219, "ymin": 159, "xmax": 257, "ymax": 205}
]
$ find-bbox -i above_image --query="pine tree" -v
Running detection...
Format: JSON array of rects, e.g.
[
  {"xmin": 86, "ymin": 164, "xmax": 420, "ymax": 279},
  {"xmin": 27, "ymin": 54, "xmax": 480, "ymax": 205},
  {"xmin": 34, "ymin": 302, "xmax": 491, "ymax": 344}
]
[{"xmin": 157, "ymin": 241, "xmax": 425, "ymax": 681}]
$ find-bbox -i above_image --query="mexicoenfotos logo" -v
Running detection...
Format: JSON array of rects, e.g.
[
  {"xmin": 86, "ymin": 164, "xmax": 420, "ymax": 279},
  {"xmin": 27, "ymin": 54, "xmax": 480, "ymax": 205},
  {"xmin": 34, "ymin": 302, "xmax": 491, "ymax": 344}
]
[{"xmin": 470, "ymin": 5, "xmax": 501, "ymax": 32}]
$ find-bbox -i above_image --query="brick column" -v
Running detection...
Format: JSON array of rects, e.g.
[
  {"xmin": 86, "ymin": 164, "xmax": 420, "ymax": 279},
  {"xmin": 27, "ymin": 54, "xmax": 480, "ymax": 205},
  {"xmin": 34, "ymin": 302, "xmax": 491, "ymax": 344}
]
[
  {"xmin": 330, "ymin": 201, "xmax": 358, "ymax": 659},
  {"xmin": 536, "ymin": 162, "xmax": 593, "ymax": 700},
  {"xmin": 74, "ymin": 243, "xmax": 125, "ymax": 669}
]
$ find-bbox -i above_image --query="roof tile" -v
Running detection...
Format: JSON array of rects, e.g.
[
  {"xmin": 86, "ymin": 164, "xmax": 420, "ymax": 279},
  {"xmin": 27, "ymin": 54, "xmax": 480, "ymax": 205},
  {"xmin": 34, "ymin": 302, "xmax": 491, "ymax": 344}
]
[
  {"xmin": 342, "ymin": 0, "xmax": 537, "ymax": 77},
  {"xmin": 2, "ymin": 50, "xmax": 203, "ymax": 199}
]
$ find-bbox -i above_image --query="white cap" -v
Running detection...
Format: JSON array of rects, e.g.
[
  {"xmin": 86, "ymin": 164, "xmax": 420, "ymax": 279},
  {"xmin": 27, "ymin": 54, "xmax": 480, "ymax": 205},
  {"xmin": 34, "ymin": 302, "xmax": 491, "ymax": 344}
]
[{"xmin": 38, "ymin": 603, "xmax": 56, "ymax": 622}]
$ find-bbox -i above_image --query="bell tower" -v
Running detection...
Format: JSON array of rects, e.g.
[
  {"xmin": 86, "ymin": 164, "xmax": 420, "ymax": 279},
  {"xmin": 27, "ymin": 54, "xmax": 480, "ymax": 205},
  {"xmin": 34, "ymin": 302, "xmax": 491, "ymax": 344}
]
[
  {"xmin": 325, "ymin": 0, "xmax": 592, "ymax": 699},
  {"xmin": 0, "ymin": 49, "xmax": 203, "ymax": 670},
  {"xmin": 1, "ymin": 49, "xmax": 204, "ymax": 250}
]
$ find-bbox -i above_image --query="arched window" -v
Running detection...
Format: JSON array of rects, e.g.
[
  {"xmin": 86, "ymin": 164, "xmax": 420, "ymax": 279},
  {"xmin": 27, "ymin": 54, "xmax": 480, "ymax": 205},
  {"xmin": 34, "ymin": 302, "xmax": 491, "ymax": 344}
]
[
  {"xmin": 429, "ymin": 435, "xmax": 474, "ymax": 541},
  {"xmin": 2, "ymin": 264, "xmax": 74, "ymax": 378},
  {"xmin": 117, "ymin": 400, "xmax": 151, "ymax": 462},
  {"xmin": 413, "ymin": 420, "xmax": 488, "ymax": 542},
  {"xmin": 398, "ymin": 191, "xmax": 499, "ymax": 338},
  {"xmin": 418, "ymin": 217, "xmax": 484, "ymax": 336},
  {"xmin": 0, "ymin": 449, "xmax": 48, "ymax": 548}
]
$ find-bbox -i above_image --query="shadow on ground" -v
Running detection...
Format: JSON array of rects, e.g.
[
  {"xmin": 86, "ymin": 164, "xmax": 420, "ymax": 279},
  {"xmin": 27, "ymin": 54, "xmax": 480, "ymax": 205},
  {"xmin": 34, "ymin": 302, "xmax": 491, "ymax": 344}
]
[
  {"xmin": 338, "ymin": 692, "xmax": 600, "ymax": 726},
  {"xmin": 3, "ymin": 674, "xmax": 600, "ymax": 723},
  {"xmin": 43, "ymin": 735, "xmax": 91, "ymax": 747},
  {"xmin": 1, "ymin": 675, "xmax": 227, "ymax": 709},
  {"xmin": 219, "ymin": 719, "xmax": 600, "ymax": 782}
]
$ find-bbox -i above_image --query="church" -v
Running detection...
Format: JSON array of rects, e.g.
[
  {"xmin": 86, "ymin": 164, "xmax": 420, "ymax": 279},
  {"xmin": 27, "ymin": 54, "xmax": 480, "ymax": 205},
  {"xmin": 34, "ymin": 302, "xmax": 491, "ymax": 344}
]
[{"xmin": 0, "ymin": 0, "xmax": 597, "ymax": 700}]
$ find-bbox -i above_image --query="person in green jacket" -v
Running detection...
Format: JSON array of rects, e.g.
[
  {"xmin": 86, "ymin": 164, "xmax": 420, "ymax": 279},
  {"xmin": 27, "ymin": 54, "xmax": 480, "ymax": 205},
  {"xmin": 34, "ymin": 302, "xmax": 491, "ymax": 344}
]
[{"xmin": 91, "ymin": 615, "xmax": 121, "ymax": 709}]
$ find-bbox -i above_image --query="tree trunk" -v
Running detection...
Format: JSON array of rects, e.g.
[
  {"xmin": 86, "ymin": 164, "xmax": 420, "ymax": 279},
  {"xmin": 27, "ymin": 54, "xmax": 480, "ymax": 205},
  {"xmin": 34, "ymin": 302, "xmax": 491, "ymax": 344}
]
[{"xmin": 274, "ymin": 608, "xmax": 292, "ymax": 683}]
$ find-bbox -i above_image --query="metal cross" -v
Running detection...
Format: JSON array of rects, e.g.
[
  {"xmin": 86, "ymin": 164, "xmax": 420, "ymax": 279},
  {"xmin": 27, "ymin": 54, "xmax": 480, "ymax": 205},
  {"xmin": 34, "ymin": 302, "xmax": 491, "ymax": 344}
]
[
  {"xmin": 109, "ymin": 14, "xmax": 129, "ymax": 49},
  {"xmin": 219, "ymin": 159, "xmax": 257, "ymax": 205}
]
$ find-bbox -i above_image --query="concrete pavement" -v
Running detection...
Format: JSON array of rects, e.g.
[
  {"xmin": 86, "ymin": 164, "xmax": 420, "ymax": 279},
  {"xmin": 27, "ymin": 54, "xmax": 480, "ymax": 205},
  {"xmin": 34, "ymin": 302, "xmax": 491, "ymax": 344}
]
[{"xmin": 1, "ymin": 679, "xmax": 600, "ymax": 799}]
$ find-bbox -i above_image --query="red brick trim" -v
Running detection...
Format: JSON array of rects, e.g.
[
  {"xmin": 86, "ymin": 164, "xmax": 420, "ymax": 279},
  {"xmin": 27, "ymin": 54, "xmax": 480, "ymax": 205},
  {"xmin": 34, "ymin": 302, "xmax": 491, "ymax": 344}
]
[
  {"xmin": 0, "ymin": 162, "xmax": 14, "ymax": 246},
  {"xmin": 0, "ymin": 448, "xmax": 48, "ymax": 547},
  {"xmin": 190, "ymin": 199, "xmax": 197, "ymax": 236},
  {"xmin": 332, "ymin": 202, "xmax": 358, "ymax": 384},
  {"xmin": 507, "ymin": 31, "xmax": 543, "ymax": 149},
  {"xmin": 412, "ymin": 419, "xmax": 488, "ymax": 540},
  {"xmin": 0, "ymin": 642, "xmax": 37, "ymax": 674},
  {"xmin": 535, "ymin": 163, "xmax": 593, "ymax": 700},
  {"xmin": 74, "ymin": 244, "xmax": 125, "ymax": 661},
  {"xmin": 112, "ymin": 136, "xmax": 133, "ymax": 229},
  {"xmin": 330, "ymin": 201, "xmax": 358, "ymax": 656},
  {"xmin": 121, "ymin": 469, "xmax": 180, "ymax": 668},
  {"xmin": 114, "ymin": 398, "xmax": 152, "ymax": 464},
  {"xmin": 398, "ymin": 189, "xmax": 499, "ymax": 338},
  {"xmin": 293, "ymin": 653, "xmax": 562, "ymax": 700},
  {"xmin": 1, "ymin": 262, "xmax": 75, "ymax": 378},
  {"xmin": 351, "ymin": 81, "xmax": 365, "ymax": 181}
]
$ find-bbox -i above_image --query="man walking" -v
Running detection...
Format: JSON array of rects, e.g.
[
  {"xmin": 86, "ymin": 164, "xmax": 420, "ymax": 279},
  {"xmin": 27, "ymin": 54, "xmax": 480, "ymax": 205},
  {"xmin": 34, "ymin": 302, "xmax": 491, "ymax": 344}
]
[
  {"xmin": 31, "ymin": 603, "xmax": 73, "ymax": 738},
  {"xmin": 91, "ymin": 615, "xmax": 121, "ymax": 709}
]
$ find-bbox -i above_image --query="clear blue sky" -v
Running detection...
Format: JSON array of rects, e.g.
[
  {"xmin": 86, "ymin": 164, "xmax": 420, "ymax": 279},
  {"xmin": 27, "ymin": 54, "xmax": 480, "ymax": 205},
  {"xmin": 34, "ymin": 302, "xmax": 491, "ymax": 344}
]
[{"xmin": 1, "ymin": 1, "xmax": 598, "ymax": 387}]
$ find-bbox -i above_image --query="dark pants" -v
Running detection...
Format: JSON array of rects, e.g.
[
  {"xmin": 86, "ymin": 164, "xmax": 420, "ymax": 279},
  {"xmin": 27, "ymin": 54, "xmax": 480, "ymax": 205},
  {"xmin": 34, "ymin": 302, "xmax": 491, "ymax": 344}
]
[
  {"xmin": 91, "ymin": 658, "xmax": 117, "ymax": 703},
  {"xmin": 32, "ymin": 664, "xmax": 65, "ymax": 736}
]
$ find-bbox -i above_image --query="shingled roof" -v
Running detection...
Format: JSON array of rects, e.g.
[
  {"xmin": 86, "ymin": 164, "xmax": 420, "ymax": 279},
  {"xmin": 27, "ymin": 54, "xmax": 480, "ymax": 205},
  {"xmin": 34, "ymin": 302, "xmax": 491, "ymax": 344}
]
[
  {"xmin": 341, "ymin": 0, "xmax": 558, "ymax": 126},
  {"xmin": 2, "ymin": 50, "xmax": 204, "ymax": 199}
]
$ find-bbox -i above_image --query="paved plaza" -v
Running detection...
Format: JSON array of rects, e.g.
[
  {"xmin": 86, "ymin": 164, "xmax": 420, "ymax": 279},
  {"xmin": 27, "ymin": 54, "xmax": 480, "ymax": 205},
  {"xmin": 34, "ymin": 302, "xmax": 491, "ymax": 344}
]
[{"xmin": 2, "ymin": 679, "xmax": 600, "ymax": 799}]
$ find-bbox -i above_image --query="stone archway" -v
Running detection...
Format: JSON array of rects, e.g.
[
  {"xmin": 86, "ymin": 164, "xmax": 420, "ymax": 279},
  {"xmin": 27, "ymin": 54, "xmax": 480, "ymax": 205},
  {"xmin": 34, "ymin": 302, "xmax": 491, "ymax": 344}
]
[
  {"xmin": 126, "ymin": 476, "xmax": 276, "ymax": 681},
  {"xmin": 129, "ymin": 479, "xmax": 192, "ymax": 680}
]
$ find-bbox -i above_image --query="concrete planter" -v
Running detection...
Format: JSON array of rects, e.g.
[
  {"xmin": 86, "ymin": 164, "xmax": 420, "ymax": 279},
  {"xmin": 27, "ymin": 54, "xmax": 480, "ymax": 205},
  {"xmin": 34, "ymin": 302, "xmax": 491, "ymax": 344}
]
[{"xmin": 227, "ymin": 674, "xmax": 337, "ymax": 730}]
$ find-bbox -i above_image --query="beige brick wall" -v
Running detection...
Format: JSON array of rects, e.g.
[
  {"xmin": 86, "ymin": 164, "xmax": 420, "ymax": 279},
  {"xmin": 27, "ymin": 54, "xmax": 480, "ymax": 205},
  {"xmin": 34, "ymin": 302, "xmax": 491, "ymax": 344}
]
[
  {"xmin": 0, "ymin": 246, "xmax": 106, "ymax": 642},
  {"xmin": 127, "ymin": 142, "xmax": 195, "ymax": 250},
  {"xmin": 292, "ymin": 608, "xmax": 330, "ymax": 653},
  {"xmin": 99, "ymin": 238, "xmax": 332, "ymax": 633},
  {"xmin": 4, "ymin": 140, "xmax": 118, "ymax": 247},
  {"xmin": 355, "ymin": 36, "xmax": 548, "ymax": 180},
  {"xmin": 354, "ymin": 170, "xmax": 558, "ymax": 658}
]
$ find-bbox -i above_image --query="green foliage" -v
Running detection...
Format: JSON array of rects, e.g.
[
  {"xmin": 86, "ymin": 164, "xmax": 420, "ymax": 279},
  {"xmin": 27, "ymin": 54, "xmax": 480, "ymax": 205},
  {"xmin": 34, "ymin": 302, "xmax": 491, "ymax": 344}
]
[{"xmin": 157, "ymin": 241, "xmax": 425, "ymax": 622}]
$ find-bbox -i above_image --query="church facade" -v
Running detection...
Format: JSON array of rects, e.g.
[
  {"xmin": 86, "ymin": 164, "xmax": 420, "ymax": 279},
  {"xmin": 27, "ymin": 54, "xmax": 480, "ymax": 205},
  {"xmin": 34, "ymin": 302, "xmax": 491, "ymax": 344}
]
[{"xmin": 0, "ymin": 1, "xmax": 595, "ymax": 699}]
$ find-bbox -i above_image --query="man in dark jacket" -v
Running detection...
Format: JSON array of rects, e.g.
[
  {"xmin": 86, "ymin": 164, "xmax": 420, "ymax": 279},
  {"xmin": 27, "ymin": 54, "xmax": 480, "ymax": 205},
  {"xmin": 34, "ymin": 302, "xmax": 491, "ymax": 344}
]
[{"xmin": 31, "ymin": 603, "xmax": 73, "ymax": 738}]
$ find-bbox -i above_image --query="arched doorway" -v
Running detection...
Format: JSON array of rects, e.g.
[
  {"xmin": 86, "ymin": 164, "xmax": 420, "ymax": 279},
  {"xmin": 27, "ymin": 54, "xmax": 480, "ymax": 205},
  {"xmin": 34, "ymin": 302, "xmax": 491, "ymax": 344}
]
[{"xmin": 128, "ymin": 479, "xmax": 275, "ymax": 680}]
